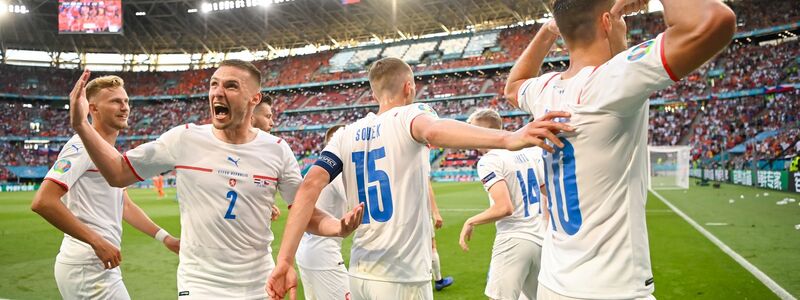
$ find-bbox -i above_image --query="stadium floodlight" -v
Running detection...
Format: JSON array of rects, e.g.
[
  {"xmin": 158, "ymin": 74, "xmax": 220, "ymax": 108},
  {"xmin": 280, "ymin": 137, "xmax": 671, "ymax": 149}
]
[
  {"xmin": 198, "ymin": 0, "xmax": 290, "ymax": 13},
  {"xmin": 0, "ymin": 2, "xmax": 28, "ymax": 15},
  {"xmin": 135, "ymin": 11, "xmax": 146, "ymax": 16},
  {"xmin": 187, "ymin": 8, "xmax": 198, "ymax": 13}
]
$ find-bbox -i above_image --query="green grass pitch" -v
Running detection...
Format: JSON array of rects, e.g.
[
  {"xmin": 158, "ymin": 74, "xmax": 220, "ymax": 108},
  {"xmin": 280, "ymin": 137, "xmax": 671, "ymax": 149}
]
[{"xmin": 1, "ymin": 182, "xmax": 796, "ymax": 299}]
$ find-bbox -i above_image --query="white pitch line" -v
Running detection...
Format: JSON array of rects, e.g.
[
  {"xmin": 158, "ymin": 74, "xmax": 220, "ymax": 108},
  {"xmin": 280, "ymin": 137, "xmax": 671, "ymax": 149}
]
[
  {"xmin": 650, "ymin": 189, "xmax": 796, "ymax": 300},
  {"xmin": 439, "ymin": 208, "xmax": 484, "ymax": 212}
]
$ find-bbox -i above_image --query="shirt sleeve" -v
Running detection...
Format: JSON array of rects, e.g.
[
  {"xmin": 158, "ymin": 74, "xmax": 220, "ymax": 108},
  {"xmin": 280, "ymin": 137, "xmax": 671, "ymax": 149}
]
[
  {"xmin": 517, "ymin": 73, "xmax": 558, "ymax": 115},
  {"xmin": 590, "ymin": 33, "xmax": 677, "ymax": 114},
  {"xmin": 122, "ymin": 125, "xmax": 185, "ymax": 181},
  {"xmin": 476, "ymin": 152, "xmax": 505, "ymax": 192},
  {"xmin": 278, "ymin": 142, "xmax": 303, "ymax": 206},
  {"xmin": 400, "ymin": 103, "xmax": 440, "ymax": 144},
  {"xmin": 44, "ymin": 141, "xmax": 92, "ymax": 191}
]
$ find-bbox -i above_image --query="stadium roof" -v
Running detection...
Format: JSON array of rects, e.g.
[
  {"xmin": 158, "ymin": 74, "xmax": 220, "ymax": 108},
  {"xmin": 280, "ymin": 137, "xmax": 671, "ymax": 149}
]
[{"xmin": 1, "ymin": 0, "xmax": 551, "ymax": 54}]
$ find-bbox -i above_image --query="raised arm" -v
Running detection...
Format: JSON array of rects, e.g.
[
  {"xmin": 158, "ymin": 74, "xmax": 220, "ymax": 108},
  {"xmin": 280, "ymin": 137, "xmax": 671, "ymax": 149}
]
[
  {"xmin": 69, "ymin": 70, "xmax": 140, "ymax": 187},
  {"xmin": 505, "ymin": 21, "xmax": 561, "ymax": 108},
  {"xmin": 411, "ymin": 111, "xmax": 574, "ymax": 153},
  {"xmin": 616, "ymin": 0, "xmax": 736, "ymax": 79}
]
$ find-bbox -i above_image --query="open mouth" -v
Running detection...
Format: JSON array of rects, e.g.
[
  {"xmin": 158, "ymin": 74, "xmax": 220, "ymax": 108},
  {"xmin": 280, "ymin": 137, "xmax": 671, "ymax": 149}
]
[{"xmin": 213, "ymin": 102, "xmax": 230, "ymax": 120}]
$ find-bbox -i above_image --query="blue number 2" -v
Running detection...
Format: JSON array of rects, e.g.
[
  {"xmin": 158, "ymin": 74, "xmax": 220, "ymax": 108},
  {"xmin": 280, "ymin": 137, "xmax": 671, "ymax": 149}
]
[
  {"xmin": 352, "ymin": 147, "xmax": 393, "ymax": 224},
  {"xmin": 544, "ymin": 138, "xmax": 582, "ymax": 235},
  {"xmin": 224, "ymin": 190, "xmax": 238, "ymax": 220},
  {"xmin": 516, "ymin": 167, "xmax": 541, "ymax": 218}
]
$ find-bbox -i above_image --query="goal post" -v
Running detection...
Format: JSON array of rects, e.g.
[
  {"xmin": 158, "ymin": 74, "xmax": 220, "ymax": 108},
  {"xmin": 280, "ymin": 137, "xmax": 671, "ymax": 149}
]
[{"xmin": 648, "ymin": 146, "xmax": 691, "ymax": 190}]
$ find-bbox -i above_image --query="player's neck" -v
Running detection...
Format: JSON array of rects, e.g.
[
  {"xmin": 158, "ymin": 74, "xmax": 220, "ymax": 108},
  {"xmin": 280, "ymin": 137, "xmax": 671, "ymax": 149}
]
[
  {"xmin": 376, "ymin": 97, "xmax": 408, "ymax": 115},
  {"xmin": 562, "ymin": 42, "xmax": 613, "ymax": 79},
  {"xmin": 213, "ymin": 125, "xmax": 257, "ymax": 144},
  {"xmin": 92, "ymin": 122, "xmax": 119, "ymax": 146}
]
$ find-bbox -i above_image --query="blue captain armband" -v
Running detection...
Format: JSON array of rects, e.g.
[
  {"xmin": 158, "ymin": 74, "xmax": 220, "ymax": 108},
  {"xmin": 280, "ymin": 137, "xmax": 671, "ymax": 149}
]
[{"xmin": 314, "ymin": 151, "xmax": 343, "ymax": 181}]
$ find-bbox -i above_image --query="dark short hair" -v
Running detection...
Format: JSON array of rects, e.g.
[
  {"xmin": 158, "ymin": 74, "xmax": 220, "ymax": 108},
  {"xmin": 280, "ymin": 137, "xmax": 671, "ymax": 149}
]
[
  {"xmin": 256, "ymin": 94, "xmax": 274, "ymax": 108},
  {"xmin": 552, "ymin": 0, "xmax": 614, "ymax": 46},
  {"xmin": 219, "ymin": 59, "xmax": 262, "ymax": 87}
]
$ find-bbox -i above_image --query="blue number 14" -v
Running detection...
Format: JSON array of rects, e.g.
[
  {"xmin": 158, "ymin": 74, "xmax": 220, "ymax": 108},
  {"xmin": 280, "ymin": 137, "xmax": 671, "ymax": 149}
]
[
  {"xmin": 352, "ymin": 147, "xmax": 393, "ymax": 224},
  {"xmin": 516, "ymin": 167, "xmax": 541, "ymax": 218}
]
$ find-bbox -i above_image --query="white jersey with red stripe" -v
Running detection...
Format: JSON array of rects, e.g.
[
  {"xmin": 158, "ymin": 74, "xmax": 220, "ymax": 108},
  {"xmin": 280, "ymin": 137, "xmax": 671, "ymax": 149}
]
[
  {"xmin": 44, "ymin": 135, "xmax": 124, "ymax": 265},
  {"xmin": 315, "ymin": 103, "xmax": 436, "ymax": 283},
  {"xmin": 516, "ymin": 34, "xmax": 677, "ymax": 299},
  {"xmin": 476, "ymin": 147, "xmax": 546, "ymax": 245},
  {"xmin": 295, "ymin": 175, "xmax": 347, "ymax": 271},
  {"xmin": 123, "ymin": 124, "xmax": 302, "ymax": 297}
]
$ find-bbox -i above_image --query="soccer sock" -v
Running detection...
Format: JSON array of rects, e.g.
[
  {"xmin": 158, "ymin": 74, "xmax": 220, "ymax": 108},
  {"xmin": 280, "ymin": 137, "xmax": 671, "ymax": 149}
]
[{"xmin": 432, "ymin": 249, "xmax": 442, "ymax": 281}]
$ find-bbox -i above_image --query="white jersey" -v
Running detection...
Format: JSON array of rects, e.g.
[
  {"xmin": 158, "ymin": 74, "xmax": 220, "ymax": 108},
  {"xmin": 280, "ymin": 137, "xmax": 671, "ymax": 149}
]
[
  {"xmin": 476, "ymin": 148, "xmax": 546, "ymax": 245},
  {"xmin": 517, "ymin": 34, "xmax": 676, "ymax": 299},
  {"xmin": 315, "ymin": 103, "xmax": 436, "ymax": 283},
  {"xmin": 124, "ymin": 124, "xmax": 302, "ymax": 293},
  {"xmin": 44, "ymin": 135, "xmax": 124, "ymax": 265},
  {"xmin": 296, "ymin": 175, "xmax": 347, "ymax": 271}
]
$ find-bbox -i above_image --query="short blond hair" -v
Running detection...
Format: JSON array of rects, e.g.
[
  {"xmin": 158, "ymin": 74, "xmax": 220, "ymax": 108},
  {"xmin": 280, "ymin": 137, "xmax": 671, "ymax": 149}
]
[
  {"xmin": 368, "ymin": 57, "xmax": 412, "ymax": 98},
  {"xmin": 86, "ymin": 75, "xmax": 124, "ymax": 101},
  {"xmin": 467, "ymin": 108, "xmax": 502, "ymax": 130}
]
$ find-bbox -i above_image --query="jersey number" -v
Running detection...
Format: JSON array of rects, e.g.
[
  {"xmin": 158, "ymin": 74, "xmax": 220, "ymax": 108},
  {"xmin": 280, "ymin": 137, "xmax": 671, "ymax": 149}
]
[
  {"xmin": 516, "ymin": 167, "xmax": 541, "ymax": 218},
  {"xmin": 544, "ymin": 138, "xmax": 582, "ymax": 235},
  {"xmin": 224, "ymin": 190, "xmax": 238, "ymax": 220},
  {"xmin": 352, "ymin": 147, "xmax": 393, "ymax": 224}
]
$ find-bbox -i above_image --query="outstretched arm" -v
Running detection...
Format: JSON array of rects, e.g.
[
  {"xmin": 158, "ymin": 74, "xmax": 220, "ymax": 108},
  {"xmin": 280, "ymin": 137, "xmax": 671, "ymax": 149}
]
[
  {"xmin": 505, "ymin": 21, "xmax": 561, "ymax": 108},
  {"xmin": 31, "ymin": 181, "xmax": 122, "ymax": 269},
  {"xmin": 122, "ymin": 191, "xmax": 180, "ymax": 254},
  {"xmin": 411, "ymin": 111, "xmax": 573, "ymax": 153},
  {"xmin": 459, "ymin": 180, "xmax": 514, "ymax": 251},
  {"xmin": 69, "ymin": 70, "xmax": 140, "ymax": 187}
]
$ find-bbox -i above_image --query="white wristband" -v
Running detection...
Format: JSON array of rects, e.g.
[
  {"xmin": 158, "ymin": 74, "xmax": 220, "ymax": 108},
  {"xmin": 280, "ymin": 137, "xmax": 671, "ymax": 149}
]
[{"xmin": 154, "ymin": 228, "xmax": 170, "ymax": 243}]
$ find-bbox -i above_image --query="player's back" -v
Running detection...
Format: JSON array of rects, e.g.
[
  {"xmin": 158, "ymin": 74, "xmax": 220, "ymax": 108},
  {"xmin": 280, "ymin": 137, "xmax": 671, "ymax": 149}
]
[
  {"xmin": 478, "ymin": 148, "xmax": 546, "ymax": 245},
  {"xmin": 517, "ymin": 35, "xmax": 676, "ymax": 298},
  {"xmin": 323, "ymin": 103, "xmax": 436, "ymax": 283}
]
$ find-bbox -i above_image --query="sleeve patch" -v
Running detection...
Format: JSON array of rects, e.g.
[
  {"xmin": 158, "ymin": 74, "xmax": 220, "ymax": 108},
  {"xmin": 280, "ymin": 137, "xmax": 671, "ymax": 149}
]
[
  {"xmin": 313, "ymin": 151, "xmax": 343, "ymax": 181},
  {"xmin": 481, "ymin": 172, "xmax": 497, "ymax": 185},
  {"xmin": 52, "ymin": 159, "xmax": 72, "ymax": 174},
  {"xmin": 417, "ymin": 103, "xmax": 438, "ymax": 117},
  {"xmin": 627, "ymin": 39, "xmax": 656, "ymax": 62}
]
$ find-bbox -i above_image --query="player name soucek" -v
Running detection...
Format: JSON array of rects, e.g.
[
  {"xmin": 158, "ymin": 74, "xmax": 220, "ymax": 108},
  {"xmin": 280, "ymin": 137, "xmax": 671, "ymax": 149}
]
[{"xmin": 316, "ymin": 123, "xmax": 382, "ymax": 176}]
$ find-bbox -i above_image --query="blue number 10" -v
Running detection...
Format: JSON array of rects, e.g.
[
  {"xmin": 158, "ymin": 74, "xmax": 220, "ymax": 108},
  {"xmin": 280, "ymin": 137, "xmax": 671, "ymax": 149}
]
[
  {"xmin": 352, "ymin": 147, "xmax": 393, "ymax": 224},
  {"xmin": 544, "ymin": 138, "xmax": 582, "ymax": 235}
]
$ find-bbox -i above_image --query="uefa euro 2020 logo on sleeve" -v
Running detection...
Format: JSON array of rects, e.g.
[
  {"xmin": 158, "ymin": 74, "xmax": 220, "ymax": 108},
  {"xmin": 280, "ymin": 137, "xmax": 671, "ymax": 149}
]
[
  {"xmin": 53, "ymin": 159, "xmax": 72, "ymax": 174},
  {"xmin": 628, "ymin": 39, "xmax": 655, "ymax": 62}
]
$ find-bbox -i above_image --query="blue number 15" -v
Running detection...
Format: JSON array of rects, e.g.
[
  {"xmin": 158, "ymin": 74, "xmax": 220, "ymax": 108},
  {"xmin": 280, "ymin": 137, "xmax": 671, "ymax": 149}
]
[{"xmin": 352, "ymin": 147, "xmax": 393, "ymax": 224}]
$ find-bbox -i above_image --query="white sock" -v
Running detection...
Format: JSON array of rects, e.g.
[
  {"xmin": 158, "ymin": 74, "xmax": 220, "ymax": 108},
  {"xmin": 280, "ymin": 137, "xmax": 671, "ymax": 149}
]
[{"xmin": 432, "ymin": 249, "xmax": 442, "ymax": 281}]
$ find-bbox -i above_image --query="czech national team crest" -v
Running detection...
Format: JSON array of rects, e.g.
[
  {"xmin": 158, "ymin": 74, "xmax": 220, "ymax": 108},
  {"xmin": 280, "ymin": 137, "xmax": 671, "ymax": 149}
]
[
  {"xmin": 228, "ymin": 178, "xmax": 237, "ymax": 187},
  {"xmin": 53, "ymin": 159, "xmax": 72, "ymax": 174},
  {"xmin": 627, "ymin": 39, "xmax": 655, "ymax": 62}
]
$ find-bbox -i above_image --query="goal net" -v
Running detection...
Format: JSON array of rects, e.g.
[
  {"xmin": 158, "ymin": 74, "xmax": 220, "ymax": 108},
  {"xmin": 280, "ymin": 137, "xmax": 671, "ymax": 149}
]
[{"xmin": 648, "ymin": 146, "xmax": 691, "ymax": 190}]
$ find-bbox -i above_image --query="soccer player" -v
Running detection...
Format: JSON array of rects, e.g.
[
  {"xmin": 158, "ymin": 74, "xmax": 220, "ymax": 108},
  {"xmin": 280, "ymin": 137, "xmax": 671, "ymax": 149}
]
[
  {"xmin": 504, "ymin": 1, "xmax": 735, "ymax": 299},
  {"xmin": 31, "ymin": 75, "xmax": 180, "ymax": 299},
  {"xmin": 152, "ymin": 174, "xmax": 165, "ymax": 198},
  {"xmin": 268, "ymin": 57, "xmax": 573, "ymax": 299},
  {"xmin": 252, "ymin": 94, "xmax": 275, "ymax": 132},
  {"xmin": 459, "ymin": 109, "xmax": 547, "ymax": 300},
  {"xmin": 66, "ymin": 60, "xmax": 343, "ymax": 299},
  {"xmin": 295, "ymin": 124, "xmax": 351, "ymax": 300}
]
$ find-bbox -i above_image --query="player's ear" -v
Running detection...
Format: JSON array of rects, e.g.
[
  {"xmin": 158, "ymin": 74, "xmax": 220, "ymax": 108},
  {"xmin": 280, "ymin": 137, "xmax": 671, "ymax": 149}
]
[
  {"xmin": 251, "ymin": 91, "xmax": 262, "ymax": 106},
  {"xmin": 601, "ymin": 12, "xmax": 614, "ymax": 34}
]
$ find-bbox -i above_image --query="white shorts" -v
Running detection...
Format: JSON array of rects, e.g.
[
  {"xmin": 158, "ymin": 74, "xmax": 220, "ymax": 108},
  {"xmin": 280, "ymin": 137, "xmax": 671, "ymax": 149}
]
[
  {"xmin": 485, "ymin": 237, "xmax": 542, "ymax": 300},
  {"xmin": 350, "ymin": 277, "xmax": 432, "ymax": 300},
  {"xmin": 177, "ymin": 266, "xmax": 271, "ymax": 299},
  {"xmin": 299, "ymin": 266, "xmax": 350, "ymax": 300},
  {"xmin": 54, "ymin": 261, "xmax": 130, "ymax": 300},
  {"xmin": 537, "ymin": 284, "xmax": 656, "ymax": 300}
]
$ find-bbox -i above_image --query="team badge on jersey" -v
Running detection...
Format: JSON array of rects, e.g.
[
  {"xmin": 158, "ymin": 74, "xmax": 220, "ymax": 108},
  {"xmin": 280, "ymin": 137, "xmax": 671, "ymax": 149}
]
[
  {"xmin": 53, "ymin": 159, "xmax": 72, "ymax": 174},
  {"xmin": 627, "ymin": 39, "xmax": 655, "ymax": 62},
  {"xmin": 229, "ymin": 178, "xmax": 237, "ymax": 187}
]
